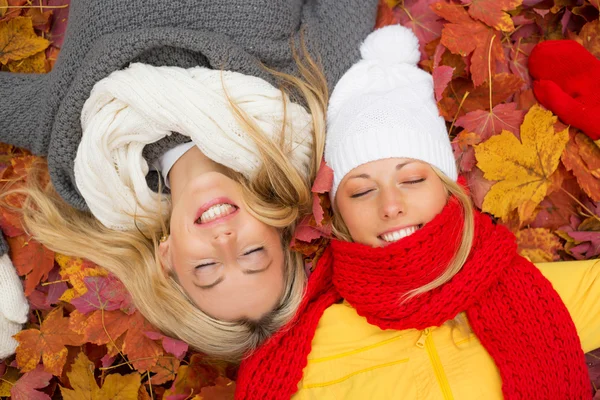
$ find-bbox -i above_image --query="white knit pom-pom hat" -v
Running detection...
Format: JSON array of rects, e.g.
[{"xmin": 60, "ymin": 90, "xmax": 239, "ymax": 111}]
[{"xmin": 325, "ymin": 25, "xmax": 457, "ymax": 201}]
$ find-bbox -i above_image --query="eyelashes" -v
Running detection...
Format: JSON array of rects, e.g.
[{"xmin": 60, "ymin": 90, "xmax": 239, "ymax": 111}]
[
  {"xmin": 195, "ymin": 246, "xmax": 264, "ymax": 269},
  {"xmin": 349, "ymin": 178, "xmax": 426, "ymax": 198}
]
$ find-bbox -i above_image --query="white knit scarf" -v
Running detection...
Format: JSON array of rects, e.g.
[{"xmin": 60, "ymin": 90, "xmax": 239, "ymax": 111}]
[{"xmin": 74, "ymin": 63, "xmax": 313, "ymax": 230}]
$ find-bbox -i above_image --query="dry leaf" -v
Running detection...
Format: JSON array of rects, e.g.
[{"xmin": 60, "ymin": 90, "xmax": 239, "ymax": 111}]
[
  {"xmin": 0, "ymin": 17, "xmax": 50, "ymax": 64},
  {"xmin": 516, "ymin": 228, "xmax": 562, "ymax": 262},
  {"xmin": 15, "ymin": 307, "xmax": 85, "ymax": 376},
  {"xmin": 475, "ymin": 105, "xmax": 569, "ymax": 222},
  {"xmin": 60, "ymin": 352, "xmax": 141, "ymax": 400}
]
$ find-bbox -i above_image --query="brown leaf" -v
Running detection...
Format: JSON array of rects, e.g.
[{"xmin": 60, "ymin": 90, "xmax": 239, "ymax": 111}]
[
  {"xmin": 0, "ymin": 17, "xmax": 49, "ymax": 64},
  {"xmin": 516, "ymin": 228, "xmax": 562, "ymax": 262},
  {"xmin": 561, "ymin": 132, "xmax": 600, "ymax": 201},
  {"xmin": 0, "ymin": 0, "xmax": 7, "ymax": 18},
  {"xmin": 575, "ymin": 20, "xmax": 600, "ymax": 59},
  {"xmin": 439, "ymin": 74, "xmax": 523, "ymax": 118}
]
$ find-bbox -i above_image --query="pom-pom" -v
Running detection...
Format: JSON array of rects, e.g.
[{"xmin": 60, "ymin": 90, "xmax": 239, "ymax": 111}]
[{"xmin": 360, "ymin": 25, "xmax": 420, "ymax": 66}]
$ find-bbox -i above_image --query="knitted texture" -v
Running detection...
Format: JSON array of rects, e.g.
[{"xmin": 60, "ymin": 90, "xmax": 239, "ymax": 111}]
[
  {"xmin": 0, "ymin": 0, "xmax": 378, "ymax": 212},
  {"xmin": 325, "ymin": 25, "xmax": 457, "ymax": 200},
  {"xmin": 528, "ymin": 39, "xmax": 600, "ymax": 140},
  {"xmin": 235, "ymin": 199, "xmax": 591, "ymax": 399},
  {"xmin": 0, "ymin": 254, "xmax": 29, "ymax": 359},
  {"xmin": 75, "ymin": 63, "xmax": 314, "ymax": 230}
]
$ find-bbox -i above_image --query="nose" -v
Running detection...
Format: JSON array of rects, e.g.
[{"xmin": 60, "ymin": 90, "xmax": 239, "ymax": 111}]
[
  {"xmin": 380, "ymin": 188, "xmax": 403, "ymax": 220},
  {"xmin": 212, "ymin": 229, "xmax": 236, "ymax": 246}
]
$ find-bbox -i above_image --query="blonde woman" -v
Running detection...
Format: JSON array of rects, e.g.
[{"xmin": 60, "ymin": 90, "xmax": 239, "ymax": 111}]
[
  {"xmin": 0, "ymin": 0, "xmax": 379, "ymax": 359},
  {"xmin": 236, "ymin": 26, "xmax": 600, "ymax": 399}
]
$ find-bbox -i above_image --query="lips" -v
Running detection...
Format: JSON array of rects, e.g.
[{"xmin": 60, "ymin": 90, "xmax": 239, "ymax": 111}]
[
  {"xmin": 379, "ymin": 224, "xmax": 422, "ymax": 243},
  {"xmin": 195, "ymin": 197, "xmax": 239, "ymax": 225}
]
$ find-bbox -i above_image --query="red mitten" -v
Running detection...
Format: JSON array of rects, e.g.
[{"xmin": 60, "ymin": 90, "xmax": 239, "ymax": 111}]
[{"xmin": 528, "ymin": 39, "xmax": 600, "ymax": 140}]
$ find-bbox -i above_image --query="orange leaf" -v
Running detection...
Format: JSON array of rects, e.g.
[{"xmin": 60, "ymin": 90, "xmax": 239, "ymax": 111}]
[
  {"xmin": 198, "ymin": 376, "xmax": 236, "ymax": 400},
  {"xmin": 466, "ymin": 0, "xmax": 522, "ymax": 32},
  {"xmin": 7, "ymin": 235, "xmax": 54, "ymax": 295},
  {"xmin": 0, "ymin": 17, "xmax": 49, "ymax": 64},
  {"xmin": 0, "ymin": 0, "xmax": 6, "ymax": 18},
  {"xmin": 68, "ymin": 309, "xmax": 130, "ymax": 346},
  {"xmin": 475, "ymin": 105, "xmax": 569, "ymax": 222},
  {"xmin": 56, "ymin": 253, "xmax": 107, "ymax": 302},
  {"xmin": 434, "ymin": 2, "xmax": 504, "ymax": 85},
  {"xmin": 15, "ymin": 307, "xmax": 85, "ymax": 376},
  {"xmin": 516, "ymin": 228, "xmax": 562, "ymax": 263},
  {"xmin": 439, "ymin": 74, "xmax": 523, "ymax": 118},
  {"xmin": 150, "ymin": 357, "xmax": 180, "ymax": 385},
  {"xmin": 60, "ymin": 352, "xmax": 141, "ymax": 400},
  {"xmin": 561, "ymin": 132, "xmax": 600, "ymax": 201}
]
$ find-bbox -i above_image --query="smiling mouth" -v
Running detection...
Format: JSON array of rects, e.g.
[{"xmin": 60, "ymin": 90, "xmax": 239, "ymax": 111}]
[
  {"xmin": 379, "ymin": 224, "xmax": 422, "ymax": 243},
  {"xmin": 196, "ymin": 203, "xmax": 239, "ymax": 224}
]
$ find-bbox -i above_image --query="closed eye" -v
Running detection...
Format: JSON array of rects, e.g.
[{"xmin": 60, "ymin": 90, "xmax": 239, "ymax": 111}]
[
  {"xmin": 243, "ymin": 246, "xmax": 264, "ymax": 256},
  {"xmin": 196, "ymin": 261, "xmax": 216, "ymax": 269},
  {"xmin": 403, "ymin": 178, "xmax": 425, "ymax": 184},
  {"xmin": 350, "ymin": 189, "xmax": 375, "ymax": 198}
]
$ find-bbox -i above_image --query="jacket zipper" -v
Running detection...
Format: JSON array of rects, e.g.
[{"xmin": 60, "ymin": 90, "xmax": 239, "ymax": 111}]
[{"xmin": 416, "ymin": 328, "xmax": 454, "ymax": 400}]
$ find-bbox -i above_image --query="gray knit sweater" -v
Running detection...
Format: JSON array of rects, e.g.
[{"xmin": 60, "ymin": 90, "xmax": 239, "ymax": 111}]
[{"xmin": 0, "ymin": 0, "xmax": 377, "ymax": 209}]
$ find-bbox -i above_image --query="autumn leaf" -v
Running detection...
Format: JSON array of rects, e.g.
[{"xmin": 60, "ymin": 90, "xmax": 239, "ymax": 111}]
[
  {"xmin": 0, "ymin": 17, "xmax": 50, "ymax": 64},
  {"xmin": 439, "ymin": 73, "xmax": 523, "ymax": 118},
  {"xmin": 15, "ymin": 307, "xmax": 85, "ymax": 376},
  {"xmin": 163, "ymin": 354, "xmax": 228, "ymax": 399},
  {"xmin": 433, "ymin": 65, "xmax": 454, "ymax": 101},
  {"xmin": 433, "ymin": 2, "xmax": 504, "ymax": 85},
  {"xmin": 7, "ymin": 50, "xmax": 47, "ymax": 73},
  {"xmin": 7, "ymin": 235, "xmax": 55, "ymax": 296},
  {"xmin": 516, "ymin": 228, "xmax": 562, "ymax": 262},
  {"xmin": 56, "ymin": 253, "xmax": 107, "ymax": 302},
  {"xmin": 395, "ymin": 0, "xmax": 444, "ymax": 56},
  {"xmin": 561, "ymin": 132, "xmax": 600, "ymax": 202},
  {"xmin": 574, "ymin": 20, "xmax": 600, "ymax": 59},
  {"xmin": 144, "ymin": 331, "xmax": 188, "ymax": 360},
  {"xmin": 70, "ymin": 275, "xmax": 135, "ymax": 315},
  {"xmin": 60, "ymin": 352, "xmax": 141, "ymax": 400},
  {"xmin": 463, "ymin": 0, "xmax": 523, "ymax": 32},
  {"xmin": 149, "ymin": 357, "xmax": 180, "ymax": 385},
  {"xmin": 0, "ymin": 366, "xmax": 20, "ymax": 396},
  {"xmin": 9, "ymin": 365, "xmax": 52, "ymax": 400},
  {"xmin": 455, "ymin": 103, "xmax": 525, "ymax": 141},
  {"xmin": 475, "ymin": 105, "xmax": 569, "ymax": 222},
  {"xmin": 198, "ymin": 376, "xmax": 236, "ymax": 400}
]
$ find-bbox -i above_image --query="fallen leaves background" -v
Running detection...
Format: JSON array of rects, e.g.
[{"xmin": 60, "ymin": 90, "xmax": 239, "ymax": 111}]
[{"xmin": 0, "ymin": 0, "xmax": 599, "ymax": 398}]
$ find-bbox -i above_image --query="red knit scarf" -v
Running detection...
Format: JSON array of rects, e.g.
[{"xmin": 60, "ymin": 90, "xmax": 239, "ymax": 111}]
[{"xmin": 235, "ymin": 199, "xmax": 590, "ymax": 400}]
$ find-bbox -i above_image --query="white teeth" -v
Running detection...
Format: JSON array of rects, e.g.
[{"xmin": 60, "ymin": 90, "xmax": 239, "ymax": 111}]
[
  {"xmin": 380, "ymin": 226, "xmax": 419, "ymax": 243},
  {"xmin": 199, "ymin": 204, "xmax": 235, "ymax": 224}
]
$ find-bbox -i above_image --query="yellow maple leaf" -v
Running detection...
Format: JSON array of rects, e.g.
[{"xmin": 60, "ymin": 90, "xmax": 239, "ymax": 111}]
[
  {"xmin": 60, "ymin": 352, "xmax": 141, "ymax": 400},
  {"xmin": 56, "ymin": 253, "xmax": 107, "ymax": 302},
  {"xmin": 0, "ymin": 17, "xmax": 50, "ymax": 65},
  {"xmin": 474, "ymin": 104, "xmax": 569, "ymax": 222},
  {"xmin": 7, "ymin": 50, "xmax": 47, "ymax": 73}
]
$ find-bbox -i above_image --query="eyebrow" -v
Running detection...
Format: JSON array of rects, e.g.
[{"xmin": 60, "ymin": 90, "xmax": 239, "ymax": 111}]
[
  {"xmin": 194, "ymin": 260, "xmax": 273, "ymax": 290},
  {"xmin": 347, "ymin": 161, "xmax": 416, "ymax": 180}
]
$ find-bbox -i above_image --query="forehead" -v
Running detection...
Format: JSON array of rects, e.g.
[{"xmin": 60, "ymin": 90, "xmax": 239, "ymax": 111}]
[{"xmin": 347, "ymin": 158, "xmax": 431, "ymax": 177}]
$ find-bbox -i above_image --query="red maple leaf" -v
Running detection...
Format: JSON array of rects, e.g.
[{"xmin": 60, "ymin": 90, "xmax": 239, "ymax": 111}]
[
  {"xmin": 10, "ymin": 365, "xmax": 52, "ymax": 400},
  {"xmin": 461, "ymin": 0, "xmax": 523, "ymax": 32},
  {"xmin": 433, "ymin": 1, "xmax": 505, "ymax": 86},
  {"xmin": 455, "ymin": 102, "xmax": 525, "ymax": 140},
  {"xmin": 7, "ymin": 235, "xmax": 55, "ymax": 296}
]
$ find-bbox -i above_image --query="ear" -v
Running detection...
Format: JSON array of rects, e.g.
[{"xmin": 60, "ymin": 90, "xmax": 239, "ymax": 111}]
[{"xmin": 158, "ymin": 238, "xmax": 173, "ymax": 275}]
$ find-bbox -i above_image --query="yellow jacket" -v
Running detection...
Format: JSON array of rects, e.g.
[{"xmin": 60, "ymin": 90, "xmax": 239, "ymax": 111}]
[{"xmin": 293, "ymin": 260, "xmax": 600, "ymax": 400}]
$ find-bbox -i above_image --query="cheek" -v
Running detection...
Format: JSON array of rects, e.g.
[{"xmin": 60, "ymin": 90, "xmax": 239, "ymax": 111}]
[{"xmin": 337, "ymin": 200, "xmax": 376, "ymax": 238}]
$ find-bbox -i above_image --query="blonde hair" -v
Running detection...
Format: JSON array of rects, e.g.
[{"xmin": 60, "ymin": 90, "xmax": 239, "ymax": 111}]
[
  {"xmin": 13, "ymin": 53, "xmax": 328, "ymax": 362},
  {"xmin": 332, "ymin": 166, "xmax": 475, "ymax": 301}
]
